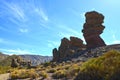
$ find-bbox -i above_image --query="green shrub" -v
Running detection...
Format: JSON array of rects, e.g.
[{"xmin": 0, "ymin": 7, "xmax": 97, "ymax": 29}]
[
  {"xmin": 39, "ymin": 71, "xmax": 48, "ymax": 78},
  {"xmin": 0, "ymin": 66, "xmax": 11, "ymax": 74},
  {"xmin": 11, "ymin": 69, "xmax": 39, "ymax": 79},
  {"xmin": 42, "ymin": 62, "xmax": 51, "ymax": 67},
  {"xmin": 75, "ymin": 50, "xmax": 120, "ymax": 80},
  {"xmin": 47, "ymin": 68, "xmax": 56, "ymax": 73},
  {"xmin": 52, "ymin": 70, "xmax": 67, "ymax": 79}
]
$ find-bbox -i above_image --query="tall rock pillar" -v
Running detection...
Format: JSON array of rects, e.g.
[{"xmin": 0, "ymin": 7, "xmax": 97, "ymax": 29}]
[{"xmin": 82, "ymin": 11, "xmax": 106, "ymax": 49}]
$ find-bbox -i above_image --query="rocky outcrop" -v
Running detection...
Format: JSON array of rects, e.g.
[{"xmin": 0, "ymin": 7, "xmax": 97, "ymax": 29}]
[
  {"xmin": 52, "ymin": 48, "xmax": 59, "ymax": 61},
  {"xmin": 52, "ymin": 37, "xmax": 86, "ymax": 61},
  {"xmin": 52, "ymin": 11, "xmax": 107, "ymax": 62},
  {"xmin": 82, "ymin": 11, "xmax": 106, "ymax": 49},
  {"xmin": 70, "ymin": 37, "xmax": 85, "ymax": 48}
]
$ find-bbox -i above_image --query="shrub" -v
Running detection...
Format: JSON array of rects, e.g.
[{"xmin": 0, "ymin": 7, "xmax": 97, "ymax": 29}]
[
  {"xmin": 75, "ymin": 50, "xmax": 120, "ymax": 80},
  {"xmin": 47, "ymin": 68, "xmax": 56, "ymax": 73},
  {"xmin": 66, "ymin": 64, "xmax": 80, "ymax": 78},
  {"xmin": 11, "ymin": 69, "xmax": 39, "ymax": 79},
  {"xmin": 39, "ymin": 71, "xmax": 48, "ymax": 79},
  {"xmin": 43, "ymin": 62, "xmax": 51, "ymax": 67},
  {"xmin": 0, "ymin": 66, "xmax": 11, "ymax": 74},
  {"xmin": 52, "ymin": 70, "xmax": 67, "ymax": 79}
]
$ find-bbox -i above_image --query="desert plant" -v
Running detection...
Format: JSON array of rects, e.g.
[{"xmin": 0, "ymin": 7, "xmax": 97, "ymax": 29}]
[
  {"xmin": 52, "ymin": 70, "xmax": 67, "ymax": 79},
  {"xmin": 0, "ymin": 66, "xmax": 11, "ymax": 74},
  {"xmin": 39, "ymin": 71, "xmax": 48, "ymax": 79},
  {"xmin": 47, "ymin": 68, "xmax": 56, "ymax": 73},
  {"xmin": 11, "ymin": 69, "xmax": 39, "ymax": 79},
  {"xmin": 75, "ymin": 50, "xmax": 120, "ymax": 80}
]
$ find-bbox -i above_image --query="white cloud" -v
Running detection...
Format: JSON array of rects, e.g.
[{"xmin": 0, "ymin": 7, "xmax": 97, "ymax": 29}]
[
  {"xmin": 0, "ymin": 37, "xmax": 34, "ymax": 48},
  {"xmin": 19, "ymin": 28, "xmax": 28, "ymax": 33},
  {"xmin": 47, "ymin": 40, "xmax": 60, "ymax": 48},
  {"xmin": 35, "ymin": 8, "xmax": 48, "ymax": 22},
  {"xmin": 4, "ymin": 2, "xmax": 27, "ymax": 22},
  {"xmin": 0, "ymin": 48, "xmax": 35, "ymax": 55},
  {"xmin": 112, "ymin": 34, "xmax": 120, "ymax": 44},
  {"xmin": 80, "ymin": 12, "xmax": 85, "ymax": 19},
  {"xmin": 58, "ymin": 25, "xmax": 80, "ymax": 37},
  {"xmin": 112, "ymin": 40, "xmax": 120, "ymax": 44},
  {"xmin": 54, "ymin": 24, "xmax": 85, "ymax": 42},
  {"xmin": 58, "ymin": 32, "xmax": 73, "ymax": 39}
]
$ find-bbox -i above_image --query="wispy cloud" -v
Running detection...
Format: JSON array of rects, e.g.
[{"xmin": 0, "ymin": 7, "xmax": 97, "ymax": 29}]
[
  {"xmin": 3, "ymin": 1, "xmax": 27, "ymax": 22},
  {"xmin": 35, "ymin": 8, "xmax": 48, "ymax": 22},
  {"xmin": 80, "ymin": 12, "xmax": 85, "ymax": 19},
  {"xmin": 0, "ymin": 37, "xmax": 34, "ymax": 48},
  {"xmin": 19, "ymin": 28, "xmax": 28, "ymax": 33},
  {"xmin": 57, "ymin": 25, "xmax": 83, "ymax": 39},
  {"xmin": 112, "ymin": 34, "xmax": 120, "ymax": 44},
  {"xmin": 47, "ymin": 40, "xmax": 60, "ymax": 48},
  {"xmin": 58, "ymin": 32, "xmax": 74, "ymax": 39},
  {"xmin": 0, "ymin": 38, "xmax": 10, "ymax": 44},
  {"xmin": 0, "ymin": 48, "xmax": 36, "ymax": 55}
]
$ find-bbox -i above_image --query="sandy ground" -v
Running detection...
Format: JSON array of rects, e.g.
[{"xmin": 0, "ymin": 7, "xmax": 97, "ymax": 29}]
[{"xmin": 0, "ymin": 73, "xmax": 10, "ymax": 80}]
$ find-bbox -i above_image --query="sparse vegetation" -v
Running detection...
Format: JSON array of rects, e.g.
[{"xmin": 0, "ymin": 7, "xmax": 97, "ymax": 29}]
[
  {"xmin": 11, "ymin": 69, "xmax": 39, "ymax": 79},
  {"xmin": 39, "ymin": 71, "xmax": 48, "ymax": 79},
  {"xmin": 47, "ymin": 68, "xmax": 56, "ymax": 73},
  {"xmin": 52, "ymin": 69, "xmax": 67, "ymax": 79},
  {"xmin": 75, "ymin": 50, "xmax": 120, "ymax": 80},
  {"xmin": 0, "ymin": 50, "xmax": 120, "ymax": 80},
  {"xmin": 0, "ymin": 66, "xmax": 11, "ymax": 74}
]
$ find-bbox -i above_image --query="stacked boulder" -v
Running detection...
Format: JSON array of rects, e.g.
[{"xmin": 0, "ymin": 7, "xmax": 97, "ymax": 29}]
[
  {"xmin": 52, "ymin": 11, "xmax": 107, "ymax": 62},
  {"xmin": 52, "ymin": 37, "xmax": 86, "ymax": 61},
  {"xmin": 82, "ymin": 11, "xmax": 106, "ymax": 49}
]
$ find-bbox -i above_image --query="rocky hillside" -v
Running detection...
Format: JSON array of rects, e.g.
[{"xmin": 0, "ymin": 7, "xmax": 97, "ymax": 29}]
[
  {"xmin": 0, "ymin": 55, "xmax": 22, "ymax": 66},
  {"xmin": 20, "ymin": 55, "xmax": 52, "ymax": 65},
  {"xmin": 0, "ymin": 52, "xmax": 8, "ymax": 62},
  {"xmin": 0, "ymin": 52, "xmax": 52, "ymax": 66}
]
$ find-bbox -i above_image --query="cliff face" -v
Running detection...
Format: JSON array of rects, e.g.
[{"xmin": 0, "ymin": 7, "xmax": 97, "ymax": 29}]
[{"xmin": 52, "ymin": 11, "xmax": 107, "ymax": 62}]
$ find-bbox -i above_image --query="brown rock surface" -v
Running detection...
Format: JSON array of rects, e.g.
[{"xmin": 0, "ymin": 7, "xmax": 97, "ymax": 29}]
[
  {"xmin": 52, "ymin": 48, "xmax": 59, "ymax": 61},
  {"xmin": 70, "ymin": 36, "xmax": 85, "ymax": 48},
  {"xmin": 52, "ymin": 37, "xmax": 85, "ymax": 61},
  {"xmin": 82, "ymin": 11, "xmax": 106, "ymax": 49}
]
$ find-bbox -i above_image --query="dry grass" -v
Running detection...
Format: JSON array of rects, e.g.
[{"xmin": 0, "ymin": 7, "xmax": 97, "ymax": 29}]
[{"xmin": 11, "ymin": 69, "xmax": 39, "ymax": 79}]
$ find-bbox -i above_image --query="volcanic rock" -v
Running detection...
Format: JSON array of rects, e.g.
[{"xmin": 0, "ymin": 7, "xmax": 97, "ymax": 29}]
[
  {"xmin": 82, "ymin": 11, "xmax": 106, "ymax": 49},
  {"xmin": 52, "ymin": 37, "xmax": 85, "ymax": 61}
]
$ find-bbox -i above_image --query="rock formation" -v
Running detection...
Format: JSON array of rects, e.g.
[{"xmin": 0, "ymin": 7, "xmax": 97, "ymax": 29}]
[
  {"xmin": 52, "ymin": 37, "xmax": 85, "ymax": 61},
  {"xmin": 52, "ymin": 11, "xmax": 107, "ymax": 62},
  {"xmin": 11, "ymin": 59, "xmax": 19, "ymax": 68},
  {"xmin": 82, "ymin": 11, "xmax": 106, "ymax": 49}
]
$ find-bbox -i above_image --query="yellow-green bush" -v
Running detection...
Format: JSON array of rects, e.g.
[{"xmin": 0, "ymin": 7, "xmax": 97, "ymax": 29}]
[
  {"xmin": 66, "ymin": 64, "xmax": 80, "ymax": 79},
  {"xmin": 39, "ymin": 71, "xmax": 48, "ymax": 78},
  {"xmin": 11, "ymin": 69, "xmax": 39, "ymax": 79},
  {"xmin": 75, "ymin": 50, "xmax": 120, "ymax": 80},
  {"xmin": 52, "ymin": 70, "xmax": 67, "ymax": 79},
  {"xmin": 47, "ymin": 68, "xmax": 56, "ymax": 73},
  {"xmin": 0, "ymin": 66, "xmax": 11, "ymax": 74}
]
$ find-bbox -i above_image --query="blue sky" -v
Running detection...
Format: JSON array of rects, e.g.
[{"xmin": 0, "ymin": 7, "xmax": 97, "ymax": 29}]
[{"xmin": 0, "ymin": 0, "xmax": 120, "ymax": 56}]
